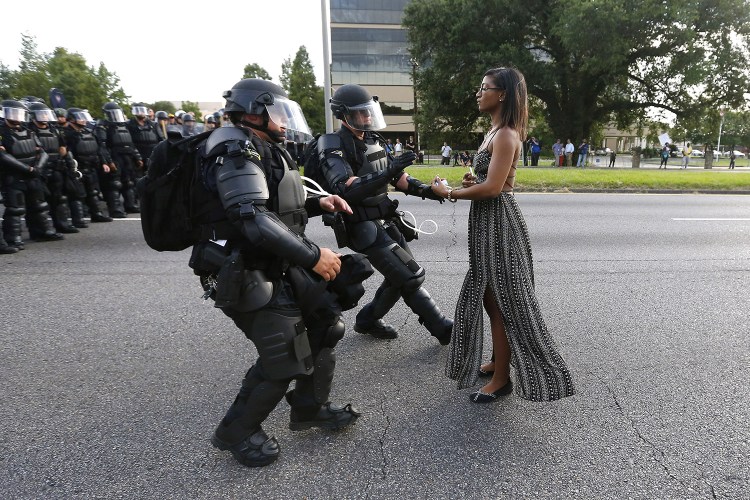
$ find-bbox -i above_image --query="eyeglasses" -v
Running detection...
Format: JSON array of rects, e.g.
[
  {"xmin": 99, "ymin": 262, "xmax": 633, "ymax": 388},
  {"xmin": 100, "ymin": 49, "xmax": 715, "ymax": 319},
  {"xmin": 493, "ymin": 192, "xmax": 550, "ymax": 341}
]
[{"xmin": 478, "ymin": 85, "xmax": 502, "ymax": 93}]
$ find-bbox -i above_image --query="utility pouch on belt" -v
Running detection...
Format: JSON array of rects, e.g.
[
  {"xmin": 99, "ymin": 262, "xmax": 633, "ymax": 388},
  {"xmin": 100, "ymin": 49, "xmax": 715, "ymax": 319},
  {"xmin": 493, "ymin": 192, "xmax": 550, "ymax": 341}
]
[
  {"xmin": 392, "ymin": 211, "xmax": 418, "ymax": 242},
  {"xmin": 189, "ymin": 241, "xmax": 228, "ymax": 273},
  {"xmin": 214, "ymin": 248, "xmax": 245, "ymax": 308},
  {"xmin": 323, "ymin": 212, "xmax": 350, "ymax": 249}
]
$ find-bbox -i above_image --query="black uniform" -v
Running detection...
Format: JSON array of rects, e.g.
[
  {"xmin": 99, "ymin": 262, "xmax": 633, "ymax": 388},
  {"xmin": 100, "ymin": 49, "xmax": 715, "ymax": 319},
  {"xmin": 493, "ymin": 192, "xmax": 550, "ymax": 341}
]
[
  {"xmin": 29, "ymin": 121, "xmax": 80, "ymax": 233},
  {"xmin": 0, "ymin": 122, "xmax": 63, "ymax": 246},
  {"xmin": 64, "ymin": 123, "xmax": 112, "ymax": 223},
  {"xmin": 126, "ymin": 117, "xmax": 160, "ymax": 168},
  {"xmin": 188, "ymin": 125, "xmax": 367, "ymax": 467},
  {"xmin": 317, "ymin": 125, "xmax": 452, "ymax": 344},
  {"xmin": 94, "ymin": 119, "xmax": 142, "ymax": 215}
]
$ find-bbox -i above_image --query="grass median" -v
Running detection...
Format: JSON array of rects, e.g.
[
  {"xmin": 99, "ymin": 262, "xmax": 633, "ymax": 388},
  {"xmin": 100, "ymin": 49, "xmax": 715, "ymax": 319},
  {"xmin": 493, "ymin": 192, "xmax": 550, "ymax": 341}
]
[{"xmin": 398, "ymin": 166, "xmax": 750, "ymax": 192}]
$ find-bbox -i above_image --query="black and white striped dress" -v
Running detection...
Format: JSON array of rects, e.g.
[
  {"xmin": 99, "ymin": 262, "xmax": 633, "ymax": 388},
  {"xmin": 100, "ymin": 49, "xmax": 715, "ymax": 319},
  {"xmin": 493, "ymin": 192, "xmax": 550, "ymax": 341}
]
[{"xmin": 445, "ymin": 149, "xmax": 575, "ymax": 401}]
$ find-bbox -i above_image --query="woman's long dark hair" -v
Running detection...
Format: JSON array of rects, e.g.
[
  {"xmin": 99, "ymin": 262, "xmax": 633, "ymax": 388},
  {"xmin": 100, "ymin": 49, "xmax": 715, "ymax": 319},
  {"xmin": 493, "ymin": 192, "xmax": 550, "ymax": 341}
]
[{"xmin": 484, "ymin": 67, "xmax": 528, "ymax": 141}]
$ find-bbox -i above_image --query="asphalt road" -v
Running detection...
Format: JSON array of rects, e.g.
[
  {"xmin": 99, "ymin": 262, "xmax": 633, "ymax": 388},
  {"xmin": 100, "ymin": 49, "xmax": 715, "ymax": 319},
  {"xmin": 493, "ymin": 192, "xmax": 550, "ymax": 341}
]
[{"xmin": 1, "ymin": 193, "xmax": 748, "ymax": 499}]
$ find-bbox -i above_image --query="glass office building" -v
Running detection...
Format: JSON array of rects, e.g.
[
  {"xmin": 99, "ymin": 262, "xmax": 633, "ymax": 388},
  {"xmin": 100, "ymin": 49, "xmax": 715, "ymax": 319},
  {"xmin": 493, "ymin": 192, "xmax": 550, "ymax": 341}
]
[{"xmin": 330, "ymin": 0, "xmax": 415, "ymax": 135}]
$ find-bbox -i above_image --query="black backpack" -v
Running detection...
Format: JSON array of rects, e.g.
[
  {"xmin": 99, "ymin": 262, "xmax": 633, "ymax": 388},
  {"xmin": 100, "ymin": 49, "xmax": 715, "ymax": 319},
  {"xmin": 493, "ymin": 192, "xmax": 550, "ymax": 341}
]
[
  {"xmin": 136, "ymin": 130, "xmax": 212, "ymax": 252},
  {"xmin": 301, "ymin": 133, "xmax": 328, "ymax": 193}
]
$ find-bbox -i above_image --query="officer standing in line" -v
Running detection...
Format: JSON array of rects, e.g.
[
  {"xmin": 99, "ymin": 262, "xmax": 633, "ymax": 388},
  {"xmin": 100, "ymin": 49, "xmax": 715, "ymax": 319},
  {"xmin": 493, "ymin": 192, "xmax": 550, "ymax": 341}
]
[
  {"xmin": 63, "ymin": 108, "xmax": 113, "ymax": 224},
  {"xmin": 154, "ymin": 111, "xmax": 170, "ymax": 142},
  {"xmin": 126, "ymin": 103, "xmax": 160, "ymax": 168},
  {"xmin": 315, "ymin": 84, "xmax": 452, "ymax": 344},
  {"xmin": 28, "ymin": 101, "xmax": 80, "ymax": 234},
  {"xmin": 186, "ymin": 78, "xmax": 367, "ymax": 468},
  {"xmin": 0, "ymin": 99, "xmax": 64, "ymax": 248},
  {"xmin": 94, "ymin": 102, "xmax": 143, "ymax": 215}
]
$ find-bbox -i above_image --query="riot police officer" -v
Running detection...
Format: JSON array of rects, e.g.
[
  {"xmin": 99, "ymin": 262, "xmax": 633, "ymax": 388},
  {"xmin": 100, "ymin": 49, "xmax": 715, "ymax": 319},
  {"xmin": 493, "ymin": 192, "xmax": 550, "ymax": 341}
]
[
  {"xmin": 94, "ymin": 102, "xmax": 142, "ymax": 215},
  {"xmin": 63, "ymin": 108, "xmax": 113, "ymax": 224},
  {"xmin": 126, "ymin": 103, "xmax": 160, "ymax": 167},
  {"xmin": 181, "ymin": 113, "xmax": 197, "ymax": 136},
  {"xmin": 316, "ymin": 84, "xmax": 452, "ymax": 344},
  {"xmin": 0, "ymin": 99, "xmax": 64, "ymax": 247},
  {"xmin": 28, "ymin": 101, "xmax": 80, "ymax": 233},
  {"xmin": 188, "ymin": 79, "xmax": 366, "ymax": 467},
  {"xmin": 154, "ymin": 111, "xmax": 170, "ymax": 142}
]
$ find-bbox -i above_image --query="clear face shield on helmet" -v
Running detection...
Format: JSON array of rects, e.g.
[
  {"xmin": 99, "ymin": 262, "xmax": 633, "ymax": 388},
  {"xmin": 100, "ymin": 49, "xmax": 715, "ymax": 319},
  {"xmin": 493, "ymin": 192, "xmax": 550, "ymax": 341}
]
[
  {"xmin": 3, "ymin": 106, "xmax": 29, "ymax": 123},
  {"xmin": 271, "ymin": 98, "xmax": 313, "ymax": 144},
  {"xmin": 106, "ymin": 109, "xmax": 127, "ymax": 123},
  {"xmin": 342, "ymin": 98, "xmax": 386, "ymax": 131},
  {"xmin": 70, "ymin": 110, "xmax": 94, "ymax": 125},
  {"xmin": 131, "ymin": 105, "xmax": 149, "ymax": 117},
  {"xmin": 263, "ymin": 97, "xmax": 313, "ymax": 142},
  {"xmin": 32, "ymin": 109, "xmax": 57, "ymax": 122}
]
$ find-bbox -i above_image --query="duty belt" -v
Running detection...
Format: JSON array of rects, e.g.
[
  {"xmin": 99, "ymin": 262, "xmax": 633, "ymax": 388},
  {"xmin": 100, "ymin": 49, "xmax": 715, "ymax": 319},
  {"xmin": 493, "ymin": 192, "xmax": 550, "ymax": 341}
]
[{"xmin": 343, "ymin": 197, "xmax": 398, "ymax": 223}]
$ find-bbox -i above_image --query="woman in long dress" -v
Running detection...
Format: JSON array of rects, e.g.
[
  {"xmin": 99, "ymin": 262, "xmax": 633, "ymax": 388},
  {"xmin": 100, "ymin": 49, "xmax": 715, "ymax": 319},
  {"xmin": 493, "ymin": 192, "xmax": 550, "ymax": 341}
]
[{"xmin": 431, "ymin": 67, "xmax": 575, "ymax": 403}]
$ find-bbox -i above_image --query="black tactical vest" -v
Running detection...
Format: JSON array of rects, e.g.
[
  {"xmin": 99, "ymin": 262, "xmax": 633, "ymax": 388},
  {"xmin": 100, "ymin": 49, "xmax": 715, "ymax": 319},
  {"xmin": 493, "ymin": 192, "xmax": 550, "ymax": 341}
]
[
  {"xmin": 2, "ymin": 125, "xmax": 38, "ymax": 166},
  {"xmin": 68, "ymin": 127, "xmax": 100, "ymax": 160},
  {"xmin": 106, "ymin": 122, "xmax": 136, "ymax": 150},
  {"xmin": 31, "ymin": 125, "xmax": 61, "ymax": 162}
]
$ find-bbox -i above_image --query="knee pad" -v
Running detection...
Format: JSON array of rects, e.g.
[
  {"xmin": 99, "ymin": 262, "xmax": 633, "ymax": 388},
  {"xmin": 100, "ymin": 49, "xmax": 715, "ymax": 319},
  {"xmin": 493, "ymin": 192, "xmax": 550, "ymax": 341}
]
[
  {"xmin": 401, "ymin": 272, "xmax": 426, "ymax": 292},
  {"xmin": 368, "ymin": 242, "xmax": 425, "ymax": 288},
  {"xmin": 246, "ymin": 308, "xmax": 314, "ymax": 380},
  {"xmin": 321, "ymin": 319, "xmax": 345, "ymax": 348},
  {"xmin": 4, "ymin": 206, "xmax": 26, "ymax": 216},
  {"xmin": 112, "ymin": 180, "xmax": 123, "ymax": 190}
]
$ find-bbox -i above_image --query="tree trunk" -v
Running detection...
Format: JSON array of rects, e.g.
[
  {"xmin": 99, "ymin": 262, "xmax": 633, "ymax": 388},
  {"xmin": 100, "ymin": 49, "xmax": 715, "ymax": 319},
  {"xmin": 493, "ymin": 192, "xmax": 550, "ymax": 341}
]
[
  {"xmin": 704, "ymin": 145, "xmax": 713, "ymax": 169},
  {"xmin": 631, "ymin": 149, "xmax": 641, "ymax": 168}
]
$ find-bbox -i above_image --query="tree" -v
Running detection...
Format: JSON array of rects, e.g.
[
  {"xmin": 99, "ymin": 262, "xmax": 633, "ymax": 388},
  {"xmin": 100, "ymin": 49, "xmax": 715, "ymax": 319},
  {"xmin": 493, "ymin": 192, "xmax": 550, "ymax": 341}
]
[
  {"xmin": 180, "ymin": 100, "xmax": 202, "ymax": 121},
  {"xmin": 151, "ymin": 101, "xmax": 177, "ymax": 114},
  {"xmin": 243, "ymin": 63, "xmax": 272, "ymax": 80},
  {"xmin": 403, "ymin": 0, "xmax": 750, "ymax": 143},
  {"xmin": 280, "ymin": 46, "xmax": 325, "ymax": 134},
  {"xmin": 1, "ymin": 34, "xmax": 128, "ymax": 118}
]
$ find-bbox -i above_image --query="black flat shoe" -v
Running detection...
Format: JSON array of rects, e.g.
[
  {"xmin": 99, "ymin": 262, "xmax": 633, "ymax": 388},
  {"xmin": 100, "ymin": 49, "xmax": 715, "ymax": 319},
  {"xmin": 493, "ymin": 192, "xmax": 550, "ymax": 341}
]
[
  {"xmin": 478, "ymin": 367, "xmax": 494, "ymax": 378},
  {"xmin": 469, "ymin": 380, "xmax": 513, "ymax": 403}
]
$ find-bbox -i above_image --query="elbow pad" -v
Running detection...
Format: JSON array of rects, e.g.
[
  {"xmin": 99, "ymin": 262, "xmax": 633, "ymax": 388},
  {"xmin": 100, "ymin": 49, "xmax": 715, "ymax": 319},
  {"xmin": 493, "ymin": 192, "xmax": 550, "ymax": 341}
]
[
  {"xmin": 35, "ymin": 149, "xmax": 49, "ymax": 173},
  {"xmin": 318, "ymin": 134, "xmax": 354, "ymax": 197},
  {"xmin": 240, "ymin": 209, "xmax": 320, "ymax": 268}
]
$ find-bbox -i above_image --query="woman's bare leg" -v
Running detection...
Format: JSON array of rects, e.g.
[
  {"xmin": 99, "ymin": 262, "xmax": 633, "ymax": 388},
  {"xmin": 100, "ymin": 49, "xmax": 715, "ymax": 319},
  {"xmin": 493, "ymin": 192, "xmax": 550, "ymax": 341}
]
[{"xmin": 481, "ymin": 288, "xmax": 511, "ymax": 393}]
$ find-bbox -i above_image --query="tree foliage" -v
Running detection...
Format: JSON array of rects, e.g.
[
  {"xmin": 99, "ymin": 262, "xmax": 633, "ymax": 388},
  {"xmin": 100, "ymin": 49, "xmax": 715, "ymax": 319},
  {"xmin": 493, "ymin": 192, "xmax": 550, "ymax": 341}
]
[
  {"xmin": 0, "ymin": 33, "xmax": 129, "ymax": 118},
  {"xmin": 403, "ymin": 0, "xmax": 750, "ymax": 143},
  {"xmin": 243, "ymin": 63, "xmax": 272, "ymax": 80},
  {"xmin": 151, "ymin": 101, "xmax": 177, "ymax": 114},
  {"xmin": 280, "ymin": 46, "xmax": 325, "ymax": 135}
]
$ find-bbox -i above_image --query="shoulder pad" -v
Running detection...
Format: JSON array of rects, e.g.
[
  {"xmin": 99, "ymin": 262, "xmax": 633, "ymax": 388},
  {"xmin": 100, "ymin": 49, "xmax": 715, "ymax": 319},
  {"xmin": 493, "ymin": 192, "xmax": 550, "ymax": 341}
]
[
  {"xmin": 317, "ymin": 133, "xmax": 342, "ymax": 152},
  {"xmin": 205, "ymin": 126, "xmax": 251, "ymax": 156}
]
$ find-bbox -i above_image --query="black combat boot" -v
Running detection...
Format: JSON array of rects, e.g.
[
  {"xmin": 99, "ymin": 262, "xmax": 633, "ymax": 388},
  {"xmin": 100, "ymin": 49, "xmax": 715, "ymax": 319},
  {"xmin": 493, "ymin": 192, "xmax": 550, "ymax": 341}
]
[
  {"xmin": 69, "ymin": 200, "xmax": 89, "ymax": 228},
  {"xmin": 211, "ymin": 427, "xmax": 279, "ymax": 468},
  {"xmin": 286, "ymin": 391, "xmax": 361, "ymax": 431}
]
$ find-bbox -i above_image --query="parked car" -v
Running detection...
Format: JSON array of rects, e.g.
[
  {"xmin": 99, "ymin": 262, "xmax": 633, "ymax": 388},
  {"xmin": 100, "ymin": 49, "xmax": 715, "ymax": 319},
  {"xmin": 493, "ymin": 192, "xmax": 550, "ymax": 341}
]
[
  {"xmin": 594, "ymin": 147, "xmax": 612, "ymax": 156},
  {"xmin": 690, "ymin": 149, "xmax": 704, "ymax": 157},
  {"xmin": 731, "ymin": 150, "xmax": 745, "ymax": 158}
]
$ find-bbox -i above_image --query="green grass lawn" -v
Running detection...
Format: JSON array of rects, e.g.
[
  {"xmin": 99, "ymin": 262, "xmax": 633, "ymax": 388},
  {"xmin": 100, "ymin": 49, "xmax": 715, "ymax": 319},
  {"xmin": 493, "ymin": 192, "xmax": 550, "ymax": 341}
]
[{"xmin": 399, "ymin": 165, "xmax": 750, "ymax": 192}]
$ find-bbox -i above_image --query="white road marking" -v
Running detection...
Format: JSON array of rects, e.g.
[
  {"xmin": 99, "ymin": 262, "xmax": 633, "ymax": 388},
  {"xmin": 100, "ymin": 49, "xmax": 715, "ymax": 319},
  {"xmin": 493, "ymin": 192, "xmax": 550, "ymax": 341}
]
[{"xmin": 672, "ymin": 218, "xmax": 750, "ymax": 221}]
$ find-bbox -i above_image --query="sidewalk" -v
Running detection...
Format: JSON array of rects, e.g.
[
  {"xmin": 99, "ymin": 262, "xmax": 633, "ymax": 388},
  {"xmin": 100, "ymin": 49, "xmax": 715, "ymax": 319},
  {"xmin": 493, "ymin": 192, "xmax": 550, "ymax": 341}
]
[{"xmin": 527, "ymin": 155, "xmax": 750, "ymax": 171}]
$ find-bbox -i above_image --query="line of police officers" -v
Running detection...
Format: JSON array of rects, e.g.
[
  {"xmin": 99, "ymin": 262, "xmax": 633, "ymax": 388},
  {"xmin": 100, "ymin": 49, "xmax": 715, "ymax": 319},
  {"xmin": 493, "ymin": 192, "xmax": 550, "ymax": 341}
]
[{"xmin": 0, "ymin": 98, "xmax": 221, "ymax": 254}]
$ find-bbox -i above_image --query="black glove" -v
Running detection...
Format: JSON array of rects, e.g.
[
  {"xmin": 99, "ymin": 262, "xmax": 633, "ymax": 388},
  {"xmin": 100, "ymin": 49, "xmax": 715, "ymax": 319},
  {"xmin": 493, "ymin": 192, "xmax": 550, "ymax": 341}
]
[{"xmin": 387, "ymin": 151, "xmax": 416, "ymax": 177}]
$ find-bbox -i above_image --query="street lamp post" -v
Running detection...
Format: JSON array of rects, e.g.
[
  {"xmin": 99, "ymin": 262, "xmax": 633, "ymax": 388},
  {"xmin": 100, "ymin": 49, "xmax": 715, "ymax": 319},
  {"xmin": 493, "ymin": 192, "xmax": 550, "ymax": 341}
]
[
  {"xmin": 717, "ymin": 109, "xmax": 725, "ymax": 160},
  {"xmin": 409, "ymin": 58, "xmax": 419, "ymax": 152}
]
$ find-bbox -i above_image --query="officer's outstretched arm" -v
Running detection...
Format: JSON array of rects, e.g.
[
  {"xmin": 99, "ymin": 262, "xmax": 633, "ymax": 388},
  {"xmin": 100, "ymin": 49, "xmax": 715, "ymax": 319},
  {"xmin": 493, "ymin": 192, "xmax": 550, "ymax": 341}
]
[
  {"xmin": 215, "ymin": 148, "xmax": 320, "ymax": 269},
  {"xmin": 397, "ymin": 174, "xmax": 445, "ymax": 203},
  {"xmin": 318, "ymin": 134, "xmax": 411, "ymax": 203}
]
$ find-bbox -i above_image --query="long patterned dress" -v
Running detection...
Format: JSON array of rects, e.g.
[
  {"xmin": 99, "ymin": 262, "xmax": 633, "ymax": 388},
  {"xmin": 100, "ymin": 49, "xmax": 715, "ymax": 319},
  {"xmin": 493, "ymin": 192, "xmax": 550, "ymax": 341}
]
[{"xmin": 445, "ymin": 149, "xmax": 575, "ymax": 401}]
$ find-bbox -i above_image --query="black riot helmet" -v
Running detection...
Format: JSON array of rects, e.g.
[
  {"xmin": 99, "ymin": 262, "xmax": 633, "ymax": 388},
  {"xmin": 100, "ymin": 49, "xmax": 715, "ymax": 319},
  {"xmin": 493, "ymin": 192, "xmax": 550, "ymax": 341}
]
[
  {"xmin": 102, "ymin": 102, "xmax": 126, "ymax": 123},
  {"xmin": 66, "ymin": 107, "xmax": 94, "ymax": 126},
  {"xmin": 155, "ymin": 110, "xmax": 169, "ymax": 121},
  {"xmin": 330, "ymin": 84, "xmax": 386, "ymax": 131},
  {"xmin": 2, "ymin": 99, "xmax": 30, "ymax": 124},
  {"xmin": 28, "ymin": 101, "xmax": 57, "ymax": 123},
  {"xmin": 222, "ymin": 78, "xmax": 312, "ymax": 142},
  {"xmin": 131, "ymin": 103, "xmax": 149, "ymax": 118}
]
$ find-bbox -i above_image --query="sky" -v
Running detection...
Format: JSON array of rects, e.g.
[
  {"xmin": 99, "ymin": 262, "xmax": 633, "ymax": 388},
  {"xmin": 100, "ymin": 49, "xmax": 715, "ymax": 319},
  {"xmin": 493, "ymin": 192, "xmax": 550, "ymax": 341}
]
[{"xmin": 0, "ymin": 0, "xmax": 326, "ymax": 105}]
